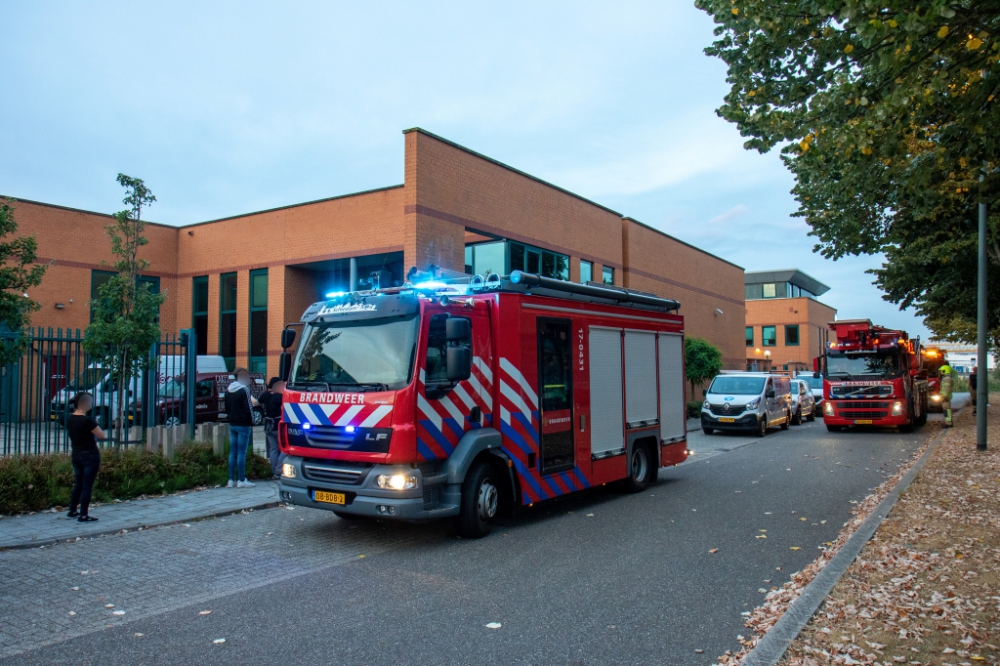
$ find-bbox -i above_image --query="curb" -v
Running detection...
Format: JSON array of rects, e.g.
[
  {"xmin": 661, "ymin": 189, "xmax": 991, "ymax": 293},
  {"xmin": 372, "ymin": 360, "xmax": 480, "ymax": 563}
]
[
  {"xmin": 740, "ymin": 424, "xmax": 952, "ymax": 666},
  {"xmin": 0, "ymin": 500, "xmax": 283, "ymax": 552}
]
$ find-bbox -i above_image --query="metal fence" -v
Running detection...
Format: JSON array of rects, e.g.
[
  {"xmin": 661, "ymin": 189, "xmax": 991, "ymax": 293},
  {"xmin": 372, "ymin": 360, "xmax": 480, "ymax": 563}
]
[{"xmin": 0, "ymin": 328, "xmax": 197, "ymax": 456}]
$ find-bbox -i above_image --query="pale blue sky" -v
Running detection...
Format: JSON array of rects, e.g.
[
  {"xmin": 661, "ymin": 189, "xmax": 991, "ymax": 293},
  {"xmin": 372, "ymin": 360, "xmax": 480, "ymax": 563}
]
[{"xmin": 0, "ymin": 0, "xmax": 929, "ymax": 338}]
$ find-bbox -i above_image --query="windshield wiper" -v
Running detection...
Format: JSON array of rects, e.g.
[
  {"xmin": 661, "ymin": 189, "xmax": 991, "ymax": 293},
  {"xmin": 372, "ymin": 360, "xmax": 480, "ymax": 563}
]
[
  {"xmin": 289, "ymin": 380, "xmax": 331, "ymax": 391},
  {"xmin": 355, "ymin": 382, "xmax": 388, "ymax": 392}
]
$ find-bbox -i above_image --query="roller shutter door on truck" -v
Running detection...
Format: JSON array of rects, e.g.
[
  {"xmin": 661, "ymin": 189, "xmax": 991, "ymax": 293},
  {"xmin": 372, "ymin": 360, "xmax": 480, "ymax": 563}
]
[
  {"xmin": 624, "ymin": 330, "xmax": 658, "ymax": 427},
  {"xmin": 658, "ymin": 333, "xmax": 685, "ymax": 443},
  {"xmin": 588, "ymin": 327, "xmax": 624, "ymax": 457}
]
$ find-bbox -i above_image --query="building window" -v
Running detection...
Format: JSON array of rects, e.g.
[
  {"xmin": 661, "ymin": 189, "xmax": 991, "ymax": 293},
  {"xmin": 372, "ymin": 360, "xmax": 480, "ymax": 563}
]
[
  {"xmin": 580, "ymin": 260, "xmax": 593, "ymax": 284},
  {"xmin": 465, "ymin": 241, "xmax": 506, "ymax": 277},
  {"xmin": 90, "ymin": 270, "xmax": 116, "ymax": 322},
  {"xmin": 762, "ymin": 325, "xmax": 776, "ymax": 347},
  {"xmin": 745, "ymin": 283, "xmax": 763, "ymax": 300},
  {"xmin": 762, "ymin": 283, "xmax": 776, "ymax": 298},
  {"xmin": 219, "ymin": 272, "xmax": 237, "ymax": 371},
  {"xmin": 192, "ymin": 276, "xmax": 208, "ymax": 355},
  {"xmin": 602, "ymin": 266, "xmax": 614, "ymax": 285},
  {"xmin": 785, "ymin": 324, "xmax": 800, "ymax": 346},
  {"xmin": 509, "ymin": 241, "xmax": 569, "ymax": 280},
  {"xmin": 249, "ymin": 269, "xmax": 268, "ymax": 374},
  {"xmin": 746, "ymin": 326, "xmax": 754, "ymax": 347}
]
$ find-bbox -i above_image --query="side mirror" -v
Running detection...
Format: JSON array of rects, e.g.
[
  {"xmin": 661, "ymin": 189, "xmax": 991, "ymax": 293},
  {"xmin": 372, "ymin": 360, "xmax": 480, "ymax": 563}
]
[
  {"xmin": 446, "ymin": 346, "xmax": 472, "ymax": 382},
  {"xmin": 281, "ymin": 328, "xmax": 297, "ymax": 350},
  {"xmin": 446, "ymin": 318, "xmax": 471, "ymax": 342},
  {"xmin": 702, "ymin": 389, "xmax": 707, "ymax": 397},
  {"xmin": 279, "ymin": 351, "xmax": 293, "ymax": 382}
]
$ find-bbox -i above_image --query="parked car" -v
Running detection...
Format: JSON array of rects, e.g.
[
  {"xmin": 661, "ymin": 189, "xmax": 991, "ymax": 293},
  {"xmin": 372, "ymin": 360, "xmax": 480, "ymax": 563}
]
[
  {"xmin": 130, "ymin": 372, "xmax": 266, "ymax": 428},
  {"xmin": 701, "ymin": 373, "xmax": 792, "ymax": 437},
  {"xmin": 790, "ymin": 379, "xmax": 817, "ymax": 424},
  {"xmin": 799, "ymin": 374, "xmax": 824, "ymax": 409}
]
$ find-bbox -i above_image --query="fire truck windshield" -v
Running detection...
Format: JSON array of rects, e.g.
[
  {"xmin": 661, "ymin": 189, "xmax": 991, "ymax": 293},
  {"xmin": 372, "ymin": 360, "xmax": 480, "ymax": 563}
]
[
  {"xmin": 826, "ymin": 349, "xmax": 903, "ymax": 379},
  {"xmin": 290, "ymin": 314, "xmax": 418, "ymax": 391}
]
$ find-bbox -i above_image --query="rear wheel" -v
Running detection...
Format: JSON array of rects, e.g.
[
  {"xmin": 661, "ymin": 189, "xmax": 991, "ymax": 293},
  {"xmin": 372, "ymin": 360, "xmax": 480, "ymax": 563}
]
[
  {"xmin": 792, "ymin": 408, "xmax": 802, "ymax": 426},
  {"xmin": 757, "ymin": 416, "xmax": 768, "ymax": 438},
  {"xmin": 457, "ymin": 461, "xmax": 499, "ymax": 538},
  {"xmin": 780, "ymin": 411, "xmax": 790, "ymax": 430},
  {"xmin": 806, "ymin": 408, "xmax": 816, "ymax": 422},
  {"xmin": 623, "ymin": 444, "xmax": 652, "ymax": 493},
  {"xmin": 164, "ymin": 414, "xmax": 182, "ymax": 428},
  {"xmin": 826, "ymin": 424, "xmax": 842, "ymax": 432},
  {"xmin": 702, "ymin": 427, "xmax": 714, "ymax": 435}
]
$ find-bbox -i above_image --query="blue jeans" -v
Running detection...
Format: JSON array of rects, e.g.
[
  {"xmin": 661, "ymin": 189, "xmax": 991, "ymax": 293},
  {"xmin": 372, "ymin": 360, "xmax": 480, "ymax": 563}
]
[{"xmin": 229, "ymin": 426, "xmax": 252, "ymax": 482}]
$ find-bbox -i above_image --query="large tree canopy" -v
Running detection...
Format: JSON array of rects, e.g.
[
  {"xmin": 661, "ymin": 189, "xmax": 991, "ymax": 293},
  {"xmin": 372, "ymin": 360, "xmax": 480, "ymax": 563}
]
[{"xmin": 696, "ymin": 0, "xmax": 999, "ymax": 347}]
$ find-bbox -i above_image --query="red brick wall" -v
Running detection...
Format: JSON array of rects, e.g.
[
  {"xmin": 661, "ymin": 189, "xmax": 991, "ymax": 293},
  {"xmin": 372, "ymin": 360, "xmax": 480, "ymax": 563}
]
[
  {"xmin": 622, "ymin": 218, "xmax": 746, "ymax": 369},
  {"xmin": 746, "ymin": 297, "xmax": 837, "ymax": 369}
]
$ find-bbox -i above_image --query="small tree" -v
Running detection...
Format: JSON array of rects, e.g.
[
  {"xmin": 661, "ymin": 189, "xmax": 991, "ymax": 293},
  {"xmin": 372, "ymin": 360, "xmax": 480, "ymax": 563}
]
[
  {"xmin": 0, "ymin": 200, "xmax": 47, "ymax": 366},
  {"xmin": 83, "ymin": 175, "xmax": 166, "ymax": 447},
  {"xmin": 685, "ymin": 337, "xmax": 723, "ymax": 400}
]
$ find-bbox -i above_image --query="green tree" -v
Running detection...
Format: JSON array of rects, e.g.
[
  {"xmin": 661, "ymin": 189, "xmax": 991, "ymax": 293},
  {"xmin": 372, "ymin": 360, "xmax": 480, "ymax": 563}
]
[
  {"xmin": 0, "ymin": 200, "xmax": 47, "ymax": 367},
  {"xmin": 695, "ymin": 0, "xmax": 999, "ymax": 345},
  {"xmin": 686, "ymin": 336, "xmax": 724, "ymax": 398},
  {"xmin": 83, "ymin": 175, "xmax": 167, "ymax": 447}
]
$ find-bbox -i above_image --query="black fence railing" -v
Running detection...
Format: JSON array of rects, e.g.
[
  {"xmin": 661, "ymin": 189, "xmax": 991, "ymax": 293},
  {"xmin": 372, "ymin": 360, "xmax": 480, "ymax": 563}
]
[{"xmin": 0, "ymin": 328, "xmax": 198, "ymax": 456}]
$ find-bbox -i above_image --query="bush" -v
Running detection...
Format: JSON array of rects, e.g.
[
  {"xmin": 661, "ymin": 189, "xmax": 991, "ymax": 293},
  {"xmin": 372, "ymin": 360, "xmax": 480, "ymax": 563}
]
[
  {"xmin": 687, "ymin": 400, "xmax": 704, "ymax": 419},
  {"xmin": 0, "ymin": 442, "xmax": 272, "ymax": 515}
]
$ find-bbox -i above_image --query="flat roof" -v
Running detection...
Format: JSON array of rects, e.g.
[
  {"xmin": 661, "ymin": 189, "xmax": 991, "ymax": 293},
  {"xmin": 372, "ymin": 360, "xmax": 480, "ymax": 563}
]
[
  {"xmin": 0, "ymin": 195, "xmax": 174, "ymax": 229},
  {"xmin": 745, "ymin": 268, "xmax": 830, "ymax": 296},
  {"xmin": 403, "ymin": 127, "xmax": 623, "ymax": 217}
]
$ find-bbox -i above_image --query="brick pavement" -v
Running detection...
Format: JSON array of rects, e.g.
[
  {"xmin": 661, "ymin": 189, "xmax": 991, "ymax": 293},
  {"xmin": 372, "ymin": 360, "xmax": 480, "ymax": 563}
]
[
  {"xmin": 0, "ymin": 481, "xmax": 281, "ymax": 550},
  {"xmin": 0, "ymin": 505, "xmax": 441, "ymax": 659}
]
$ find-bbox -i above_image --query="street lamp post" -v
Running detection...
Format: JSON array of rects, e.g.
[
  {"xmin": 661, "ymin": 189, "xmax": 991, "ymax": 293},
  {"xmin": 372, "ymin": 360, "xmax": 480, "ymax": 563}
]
[{"xmin": 977, "ymin": 173, "xmax": 988, "ymax": 451}]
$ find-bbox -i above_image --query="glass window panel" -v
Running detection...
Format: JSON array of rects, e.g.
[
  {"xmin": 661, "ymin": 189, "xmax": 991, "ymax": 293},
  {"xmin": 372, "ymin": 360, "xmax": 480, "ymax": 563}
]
[
  {"xmin": 526, "ymin": 249, "xmax": 541, "ymax": 274},
  {"xmin": 602, "ymin": 266, "xmax": 614, "ymax": 285},
  {"xmin": 762, "ymin": 283, "xmax": 776, "ymax": 298},
  {"xmin": 193, "ymin": 277, "xmax": 208, "ymax": 314},
  {"xmin": 472, "ymin": 241, "xmax": 506, "ymax": 277},
  {"xmin": 220, "ymin": 273, "xmax": 238, "ymax": 312},
  {"xmin": 250, "ymin": 270, "xmax": 268, "ymax": 309},
  {"xmin": 509, "ymin": 243, "xmax": 525, "ymax": 273},
  {"xmin": 580, "ymin": 260, "xmax": 593, "ymax": 284},
  {"xmin": 762, "ymin": 325, "xmax": 777, "ymax": 347},
  {"xmin": 220, "ymin": 313, "xmax": 237, "ymax": 358},
  {"xmin": 746, "ymin": 326, "xmax": 754, "ymax": 347},
  {"xmin": 250, "ymin": 310, "xmax": 268, "ymax": 357},
  {"xmin": 785, "ymin": 325, "xmax": 800, "ymax": 346}
]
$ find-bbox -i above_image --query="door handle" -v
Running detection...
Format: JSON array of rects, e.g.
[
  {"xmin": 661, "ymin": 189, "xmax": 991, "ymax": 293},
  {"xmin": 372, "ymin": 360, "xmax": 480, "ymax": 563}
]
[{"xmin": 580, "ymin": 414, "xmax": 586, "ymax": 432}]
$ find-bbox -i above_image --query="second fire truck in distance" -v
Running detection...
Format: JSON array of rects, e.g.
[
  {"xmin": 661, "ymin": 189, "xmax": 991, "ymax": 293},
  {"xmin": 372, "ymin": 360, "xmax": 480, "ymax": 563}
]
[
  {"xmin": 275, "ymin": 271, "xmax": 689, "ymax": 537},
  {"xmin": 920, "ymin": 346, "xmax": 947, "ymax": 411},
  {"xmin": 821, "ymin": 319, "xmax": 929, "ymax": 432}
]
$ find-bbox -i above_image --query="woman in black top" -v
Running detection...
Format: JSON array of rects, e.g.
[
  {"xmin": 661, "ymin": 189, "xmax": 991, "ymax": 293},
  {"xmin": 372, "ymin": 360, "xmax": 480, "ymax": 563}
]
[{"xmin": 66, "ymin": 392, "xmax": 106, "ymax": 522}]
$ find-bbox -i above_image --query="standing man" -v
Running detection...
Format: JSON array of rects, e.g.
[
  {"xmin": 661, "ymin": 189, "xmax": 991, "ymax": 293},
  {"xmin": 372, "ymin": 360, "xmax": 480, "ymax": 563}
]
[
  {"xmin": 258, "ymin": 377, "xmax": 285, "ymax": 476},
  {"xmin": 225, "ymin": 368, "xmax": 259, "ymax": 487},
  {"xmin": 969, "ymin": 366, "xmax": 978, "ymax": 414},
  {"xmin": 939, "ymin": 364, "xmax": 954, "ymax": 427}
]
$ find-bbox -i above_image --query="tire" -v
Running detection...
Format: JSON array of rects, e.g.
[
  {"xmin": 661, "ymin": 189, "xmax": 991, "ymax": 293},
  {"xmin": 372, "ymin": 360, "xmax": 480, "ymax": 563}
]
[
  {"xmin": 792, "ymin": 409, "xmax": 802, "ymax": 426},
  {"xmin": 623, "ymin": 444, "xmax": 652, "ymax": 493},
  {"xmin": 164, "ymin": 414, "xmax": 182, "ymax": 428},
  {"xmin": 702, "ymin": 427, "xmax": 714, "ymax": 435},
  {"xmin": 780, "ymin": 411, "xmax": 790, "ymax": 430},
  {"xmin": 757, "ymin": 416, "xmax": 768, "ymax": 438},
  {"xmin": 252, "ymin": 408, "xmax": 264, "ymax": 427},
  {"xmin": 806, "ymin": 408, "xmax": 816, "ymax": 422},
  {"xmin": 826, "ymin": 424, "xmax": 842, "ymax": 432},
  {"xmin": 457, "ymin": 461, "xmax": 500, "ymax": 538}
]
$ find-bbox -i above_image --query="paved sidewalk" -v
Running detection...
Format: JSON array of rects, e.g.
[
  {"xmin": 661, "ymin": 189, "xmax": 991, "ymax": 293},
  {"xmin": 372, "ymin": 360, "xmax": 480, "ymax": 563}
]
[{"xmin": 0, "ymin": 481, "xmax": 281, "ymax": 550}]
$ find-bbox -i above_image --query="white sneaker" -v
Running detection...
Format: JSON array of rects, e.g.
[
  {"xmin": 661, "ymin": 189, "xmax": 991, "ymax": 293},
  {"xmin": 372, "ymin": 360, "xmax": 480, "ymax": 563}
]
[
  {"xmin": 237, "ymin": 480, "xmax": 255, "ymax": 488},
  {"xmin": 226, "ymin": 480, "xmax": 236, "ymax": 488}
]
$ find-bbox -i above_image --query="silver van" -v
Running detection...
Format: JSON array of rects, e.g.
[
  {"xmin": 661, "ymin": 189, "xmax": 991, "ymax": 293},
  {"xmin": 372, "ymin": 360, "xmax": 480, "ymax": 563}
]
[{"xmin": 700, "ymin": 373, "xmax": 792, "ymax": 437}]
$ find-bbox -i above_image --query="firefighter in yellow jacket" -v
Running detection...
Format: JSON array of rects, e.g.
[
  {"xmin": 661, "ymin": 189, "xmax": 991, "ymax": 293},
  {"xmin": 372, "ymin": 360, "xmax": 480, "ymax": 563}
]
[{"xmin": 939, "ymin": 364, "xmax": 954, "ymax": 427}]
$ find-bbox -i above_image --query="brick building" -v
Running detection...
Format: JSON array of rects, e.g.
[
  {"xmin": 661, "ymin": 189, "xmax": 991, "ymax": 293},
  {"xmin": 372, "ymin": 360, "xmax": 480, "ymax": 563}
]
[
  {"xmin": 6, "ymin": 128, "xmax": 746, "ymax": 380},
  {"xmin": 744, "ymin": 269, "xmax": 836, "ymax": 372}
]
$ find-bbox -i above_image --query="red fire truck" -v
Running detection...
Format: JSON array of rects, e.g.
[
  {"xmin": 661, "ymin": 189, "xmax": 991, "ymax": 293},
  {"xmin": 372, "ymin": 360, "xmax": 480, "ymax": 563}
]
[
  {"xmin": 920, "ymin": 346, "xmax": 947, "ymax": 411},
  {"xmin": 821, "ymin": 319, "xmax": 929, "ymax": 432},
  {"xmin": 275, "ymin": 271, "xmax": 688, "ymax": 537}
]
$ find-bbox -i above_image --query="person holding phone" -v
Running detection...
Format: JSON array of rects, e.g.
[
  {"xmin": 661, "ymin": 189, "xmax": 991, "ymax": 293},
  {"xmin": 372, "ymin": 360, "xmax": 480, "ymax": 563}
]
[{"xmin": 66, "ymin": 392, "xmax": 106, "ymax": 522}]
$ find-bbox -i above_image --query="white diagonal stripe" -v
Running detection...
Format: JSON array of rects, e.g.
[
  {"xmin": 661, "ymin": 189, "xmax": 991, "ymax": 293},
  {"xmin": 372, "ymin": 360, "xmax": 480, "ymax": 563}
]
[
  {"xmin": 416, "ymin": 394, "xmax": 443, "ymax": 432},
  {"xmin": 335, "ymin": 405, "xmax": 364, "ymax": 426},
  {"xmin": 467, "ymin": 373, "xmax": 492, "ymax": 410},
  {"xmin": 500, "ymin": 357, "xmax": 538, "ymax": 408},
  {"xmin": 452, "ymin": 383, "xmax": 476, "ymax": 410},
  {"xmin": 359, "ymin": 405, "xmax": 393, "ymax": 428},
  {"xmin": 500, "ymin": 405, "xmax": 511, "ymax": 425},
  {"xmin": 283, "ymin": 404, "xmax": 300, "ymax": 424},
  {"xmin": 419, "ymin": 368, "xmax": 426, "ymax": 385},
  {"xmin": 438, "ymin": 394, "xmax": 465, "ymax": 424},
  {"xmin": 320, "ymin": 404, "xmax": 339, "ymax": 420},
  {"xmin": 473, "ymin": 356, "xmax": 493, "ymax": 385},
  {"xmin": 500, "ymin": 379, "xmax": 532, "ymax": 420}
]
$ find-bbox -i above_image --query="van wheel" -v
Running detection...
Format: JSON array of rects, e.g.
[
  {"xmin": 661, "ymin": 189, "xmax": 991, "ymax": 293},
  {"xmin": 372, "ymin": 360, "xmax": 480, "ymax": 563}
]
[
  {"xmin": 624, "ymin": 444, "xmax": 652, "ymax": 493},
  {"xmin": 806, "ymin": 409, "xmax": 816, "ymax": 422},
  {"xmin": 780, "ymin": 411, "xmax": 790, "ymax": 430},
  {"xmin": 826, "ymin": 424, "xmax": 842, "ymax": 432},
  {"xmin": 792, "ymin": 409, "xmax": 802, "ymax": 426},
  {"xmin": 757, "ymin": 416, "xmax": 768, "ymax": 438},
  {"xmin": 457, "ymin": 461, "xmax": 499, "ymax": 538},
  {"xmin": 252, "ymin": 408, "xmax": 264, "ymax": 427},
  {"xmin": 702, "ymin": 427, "xmax": 714, "ymax": 435},
  {"xmin": 164, "ymin": 415, "xmax": 182, "ymax": 428}
]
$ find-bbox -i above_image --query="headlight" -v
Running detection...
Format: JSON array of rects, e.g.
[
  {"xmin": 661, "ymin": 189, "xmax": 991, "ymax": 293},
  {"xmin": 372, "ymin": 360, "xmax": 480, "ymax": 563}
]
[
  {"xmin": 931, "ymin": 394, "xmax": 941, "ymax": 402},
  {"xmin": 746, "ymin": 398, "xmax": 760, "ymax": 410},
  {"xmin": 891, "ymin": 401, "xmax": 904, "ymax": 416},
  {"xmin": 702, "ymin": 400, "xmax": 711, "ymax": 410},
  {"xmin": 824, "ymin": 401, "xmax": 834, "ymax": 415},
  {"xmin": 376, "ymin": 474, "xmax": 418, "ymax": 490},
  {"xmin": 281, "ymin": 463, "xmax": 296, "ymax": 479}
]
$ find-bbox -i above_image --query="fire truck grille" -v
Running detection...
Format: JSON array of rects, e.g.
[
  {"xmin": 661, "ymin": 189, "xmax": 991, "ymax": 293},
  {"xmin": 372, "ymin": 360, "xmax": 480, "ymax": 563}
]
[
  {"xmin": 301, "ymin": 462, "xmax": 373, "ymax": 485},
  {"xmin": 839, "ymin": 410, "xmax": 889, "ymax": 419},
  {"xmin": 708, "ymin": 403, "xmax": 745, "ymax": 416},
  {"xmin": 836, "ymin": 401, "xmax": 891, "ymax": 410}
]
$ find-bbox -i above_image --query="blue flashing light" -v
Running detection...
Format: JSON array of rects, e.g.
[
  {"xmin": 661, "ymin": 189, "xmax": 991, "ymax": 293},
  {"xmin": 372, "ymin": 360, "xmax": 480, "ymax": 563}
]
[
  {"xmin": 510, "ymin": 271, "xmax": 522, "ymax": 283},
  {"xmin": 325, "ymin": 291, "xmax": 347, "ymax": 299},
  {"xmin": 302, "ymin": 422, "xmax": 313, "ymax": 430},
  {"xmin": 412, "ymin": 280, "xmax": 448, "ymax": 290},
  {"xmin": 344, "ymin": 425, "xmax": 356, "ymax": 433}
]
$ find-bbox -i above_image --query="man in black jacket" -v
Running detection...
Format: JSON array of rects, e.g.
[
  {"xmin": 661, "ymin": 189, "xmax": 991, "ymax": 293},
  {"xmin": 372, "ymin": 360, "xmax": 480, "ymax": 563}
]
[
  {"xmin": 258, "ymin": 377, "xmax": 285, "ymax": 476},
  {"xmin": 225, "ymin": 368, "xmax": 259, "ymax": 488}
]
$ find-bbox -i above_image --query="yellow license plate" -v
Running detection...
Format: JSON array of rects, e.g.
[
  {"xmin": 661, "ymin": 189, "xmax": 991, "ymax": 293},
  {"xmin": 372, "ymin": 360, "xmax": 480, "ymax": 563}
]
[
  {"xmin": 314, "ymin": 491, "xmax": 346, "ymax": 505},
  {"xmin": 854, "ymin": 419, "xmax": 873, "ymax": 425},
  {"xmin": 718, "ymin": 417, "xmax": 736, "ymax": 423}
]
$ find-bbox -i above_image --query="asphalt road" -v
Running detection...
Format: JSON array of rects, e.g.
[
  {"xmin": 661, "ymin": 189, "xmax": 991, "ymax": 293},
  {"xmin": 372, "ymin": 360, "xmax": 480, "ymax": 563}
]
[{"xmin": 1, "ymin": 418, "xmax": 937, "ymax": 666}]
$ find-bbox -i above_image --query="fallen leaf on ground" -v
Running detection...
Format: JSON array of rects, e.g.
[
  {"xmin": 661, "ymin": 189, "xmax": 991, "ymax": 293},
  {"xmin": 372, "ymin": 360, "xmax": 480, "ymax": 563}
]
[
  {"xmin": 709, "ymin": 548, "xmax": 719, "ymax": 554},
  {"xmin": 213, "ymin": 638, "xmax": 226, "ymax": 644},
  {"xmin": 485, "ymin": 622, "xmax": 502, "ymax": 629},
  {"xmin": 112, "ymin": 610, "xmax": 125, "ymax": 616},
  {"xmin": 790, "ymin": 546, "xmax": 801, "ymax": 550},
  {"xmin": 199, "ymin": 610, "xmax": 212, "ymax": 616}
]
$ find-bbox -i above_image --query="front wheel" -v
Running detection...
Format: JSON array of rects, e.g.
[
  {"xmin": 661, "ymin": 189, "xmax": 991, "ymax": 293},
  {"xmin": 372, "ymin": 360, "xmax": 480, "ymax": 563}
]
[
  {"xmin": 792, "ymin": 409, "xmax": 802, "ymax": 426},
  {"xmin": 623, "ymin": 444, "xmax": 652, "ymax": 493},
  {"xmin": 164, "ymin": 414, "xmax": 182, "ymax": 428},
  {"xmin": 757, "ymin": 416, "xmax": 768, "ymax": 438},
  {"xmin": 252, "ymin": 408, "xmax": 264, "ymax": 427},
  {"xmin": 702, "ymin": 427, "xmax": 714, "ymax": 435},
  {"xmin": 457, "ymin": 461, "xmax": 499, "ymax": 538}
]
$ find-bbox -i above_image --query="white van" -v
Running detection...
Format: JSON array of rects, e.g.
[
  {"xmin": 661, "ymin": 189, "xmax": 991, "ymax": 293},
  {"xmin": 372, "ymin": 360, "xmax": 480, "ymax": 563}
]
[
  {"xmin": 51, "ymin": 355, "xmax": 229, "ymax": 428},
  {"xmin": 700, "ymin": 372, "xmax": 793, "ymax": 437}
]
